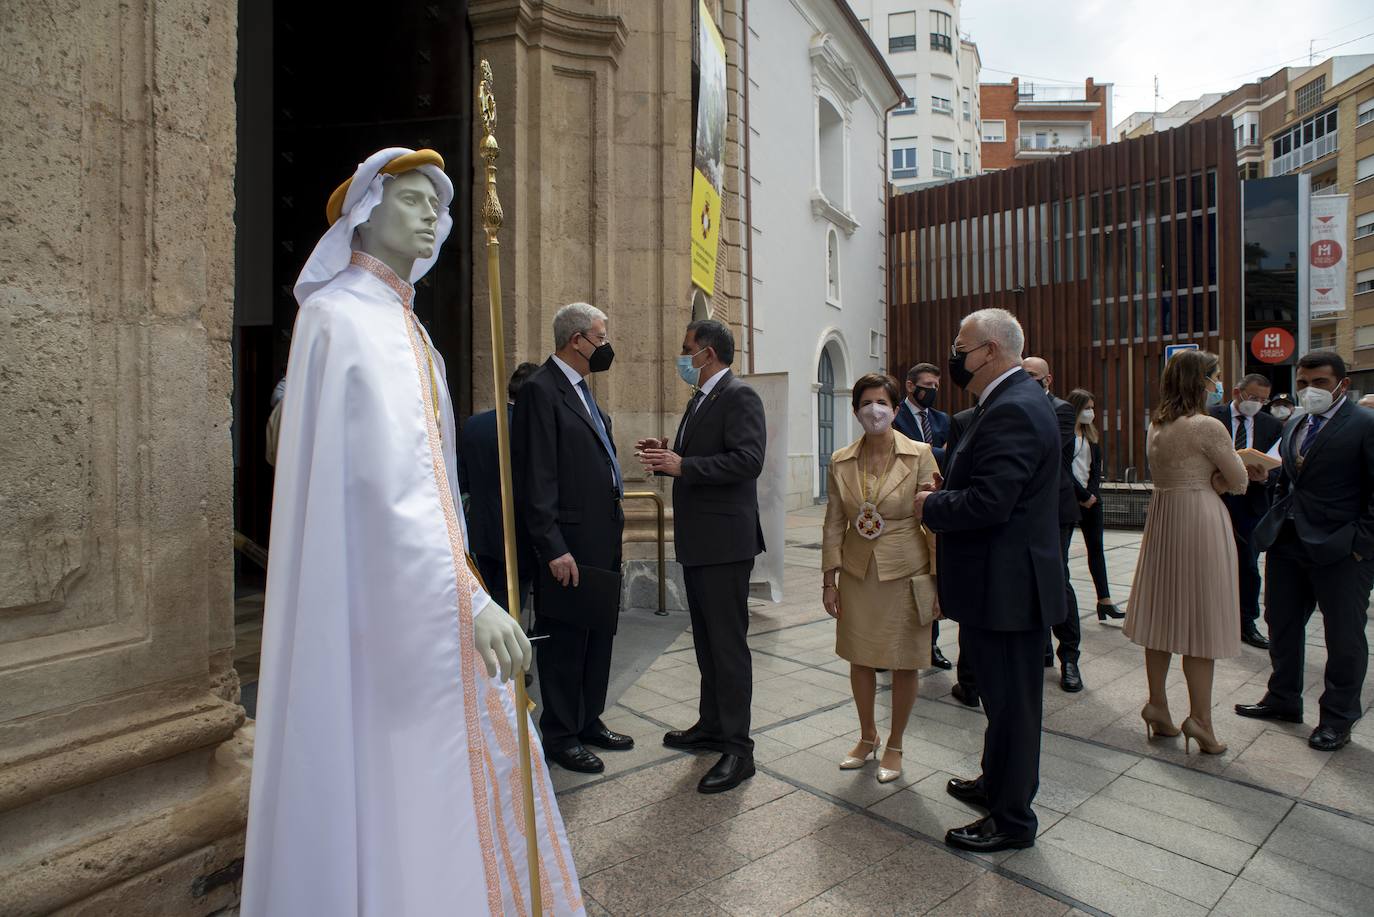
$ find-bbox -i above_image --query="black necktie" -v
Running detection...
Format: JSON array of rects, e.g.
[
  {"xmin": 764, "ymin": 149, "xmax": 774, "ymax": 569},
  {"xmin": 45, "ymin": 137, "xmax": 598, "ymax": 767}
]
[
  {"xmin": 676, "ymin": 391, "xmax": 703, "ymax": 450},
  {"xmin": 1233, "ymin": 415, "xmax": 1247, "ymax": 450},
  {"xmin": 1299, "ymin": 415, "xmax": 1326, "ymax": 456}
]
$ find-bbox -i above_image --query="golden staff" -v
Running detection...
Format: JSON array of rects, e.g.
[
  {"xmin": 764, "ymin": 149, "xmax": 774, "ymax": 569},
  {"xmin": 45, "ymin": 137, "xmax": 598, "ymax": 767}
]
[{"xmin": 478, "ymin": 60, "xmax": 542, "ymax": 912}]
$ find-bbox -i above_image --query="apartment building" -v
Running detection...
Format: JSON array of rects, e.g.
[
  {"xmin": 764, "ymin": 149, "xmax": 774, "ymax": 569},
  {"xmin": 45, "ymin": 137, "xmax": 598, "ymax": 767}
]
[
  {"xmin": 845, "ymin": 0, "xmax": 982, "ymax": 188},
  {"xmin": 1116, "ymin": 94, "xmax": 1223, "ymax": 142},
  {"xmin": 980, "ymin": 76, "xmax": 1113, "ymax": 171}
]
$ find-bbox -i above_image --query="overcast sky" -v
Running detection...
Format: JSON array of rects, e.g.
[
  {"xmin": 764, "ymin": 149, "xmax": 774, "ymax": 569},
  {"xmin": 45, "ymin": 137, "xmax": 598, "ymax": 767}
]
[{"xmin": 960, "ymin": 0, "xmax": 1374, "ymax": 131}]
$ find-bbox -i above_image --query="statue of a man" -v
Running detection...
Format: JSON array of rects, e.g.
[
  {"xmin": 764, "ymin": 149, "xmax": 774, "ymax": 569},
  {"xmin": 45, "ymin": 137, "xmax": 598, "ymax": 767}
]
[{"xmin": 242, "ymin": 148, "xmax": 584, "ymax": 916}]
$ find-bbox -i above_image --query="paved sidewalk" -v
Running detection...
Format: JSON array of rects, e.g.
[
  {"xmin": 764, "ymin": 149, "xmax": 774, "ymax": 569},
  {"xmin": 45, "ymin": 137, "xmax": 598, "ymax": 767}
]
[{"xmin": 554, "ymin": 505, "xmax": 1374, "ymax": 916}]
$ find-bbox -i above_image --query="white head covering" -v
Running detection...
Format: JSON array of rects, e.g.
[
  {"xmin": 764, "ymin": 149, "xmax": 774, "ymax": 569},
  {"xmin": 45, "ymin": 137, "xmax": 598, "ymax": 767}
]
[{"xmin": 293, "ymin": 146, "xmax": 455, "ymax": 305}]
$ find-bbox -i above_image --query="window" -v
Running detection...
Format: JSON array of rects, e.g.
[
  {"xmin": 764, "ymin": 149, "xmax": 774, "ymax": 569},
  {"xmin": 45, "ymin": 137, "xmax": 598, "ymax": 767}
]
[
  {"xmin": 858, "ymin": 18, "xmax": 870, "ymax": 34},
  {"xmin": 892, "ymin": 145, "xmax": 918, "ymax": 179},
  {"xmin": 931, "ymin": 96, "xmax": 953, "ymax": 114},
  {"xmin": 1239, "ymin": 162, "xmax": 1262, "ymax": 180},
  {"xmin": 1358, "ymin": 325, "xmax": 1374, "ymax": 350},
  {"xmin": 893, "ymin": 78, "xmax": 917, "ymax": 115},
  {"xmin": 869, "ymin": 330, "xmax": 882, "ymax": 358},
  {"xmin": 1357, "ymin": 210, "xmax": 1374, "ymax": 240},
  {"xmin": 1359, "ymin": 154, "xmax": 1374, "ymax": 183},
  {"xmin": 963, "ymin": 151, "xmax": 971, "ymax": 171},
  {"xmin": 930, "ymin": 10, "xmax": 952, "ymax": 53},
  {"xmin": 888, "ymin": 12, "xmax": 917, "ymax": 52},
  {"xmin": 826, "ymin": 229, "xmax": 840, "ymax": 304},
  {"xmin": 1358, "ymin": 267, "xmax": 1374, "ymax": 295},
  {"xmin": 1271, "ymin": 106, "xmax": 1337, "ymax": 174},
  {"xmin": 818, "ymin": 97, "xmax": 845, "ymax": 204},
  {"xmin": 933, "ymin": 148, "xmax": 953, "ymax": 177},
  {"xmin": 982, "ymin": 119, "xmax": 1006, "ymax": 142},
  {"xmin": 1296, "ymin": 75, "xmax": 1325, "ymax": 116},
  {"xmin": 962, "ymin": 99, "xmax": 971, "ymax": 121},
  {"xmin": 1360, "ymin": 97, "xmax": 1374, "ymax": 127}
]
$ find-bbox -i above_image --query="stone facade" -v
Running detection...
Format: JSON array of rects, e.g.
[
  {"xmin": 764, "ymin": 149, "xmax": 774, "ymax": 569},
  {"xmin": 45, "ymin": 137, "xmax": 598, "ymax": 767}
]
[{"xmin": 0, "ymin": 0, "xmax": 249, "ymax": 914}]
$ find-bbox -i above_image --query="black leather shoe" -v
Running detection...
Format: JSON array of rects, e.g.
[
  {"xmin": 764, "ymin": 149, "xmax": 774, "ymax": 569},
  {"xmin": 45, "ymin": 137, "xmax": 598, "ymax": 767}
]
[
  {"xmin": 944, "ymin": 817, "xmax": 1034, "ymax": 853},
  {"xmin": 1308, "ymin": 725, "xmax": 1352, "ymax": 752},
  {"xmin": 663, "ymin": 727, "xmax": 715, "ymax": 750},
  {"xmin": 1044, "ymin": 650, "xmax": 1055, "ymax": 668},
  {"xmin": 581, "ymin": 726, "xmax": 634, "ymax": 751},
  {"xmin": 1096, "ymin": 603, "xmax": 1126, "ymax": 621},
  {"xmin": 1234, "ymin": 702, "xmax": 1302, "ymax": 723},
  {"xmin": 547, "ymin": 744, "xmax": 604, "ymax": 774},
  {"xmin": 930, "ymin": 647, "xmax": 953, "ymax": 670},
  {"xmin": 945, "ymin": 777, "xmax": 990, "ymax": 810},
  {"xmin": 698, "ymin": 753, "xmax": 755, "ymax": 794},
  {"xmin": 1060, "ymin": 662, "xmax": 1084, "ymax": 693},
  {"xmin": 950, "ymin": 683, "xmax": 981, "ymax": 708},
  {"xmin": 1241, "ymin": 628, "xmax": 1271, "ymax": 650}
]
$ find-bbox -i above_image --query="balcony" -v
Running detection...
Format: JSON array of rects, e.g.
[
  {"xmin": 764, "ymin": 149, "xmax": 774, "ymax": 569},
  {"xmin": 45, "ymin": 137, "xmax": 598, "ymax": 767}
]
[
  {"xmin": 1014, "ymin": 135, "xmax": 1102, "ymax": 158},
  {"xmin": 932, "ymin": 166, "xmax": 954, "ymax": 179},
  {"xmin": 1014, "ymin": 83, "xmax": 1100, "ymax": 111},
  {"xmin": 1271, "ymin": 132, "xmax": 1337, "ymax": 176}
]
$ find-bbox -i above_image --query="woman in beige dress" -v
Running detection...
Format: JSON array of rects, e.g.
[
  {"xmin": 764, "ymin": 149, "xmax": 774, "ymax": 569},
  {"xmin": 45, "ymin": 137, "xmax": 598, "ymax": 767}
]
[
  {"xmin": 822, "ymin": 373, "xmax": 939, "ymax": 784},
  {"xmin": 1125, "ymin": 349, "xmax": 1254, "ymax": 754}
]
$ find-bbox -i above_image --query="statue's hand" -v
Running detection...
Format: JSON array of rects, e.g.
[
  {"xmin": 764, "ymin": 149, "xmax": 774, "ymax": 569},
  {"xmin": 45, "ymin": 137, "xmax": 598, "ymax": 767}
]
[{"xmin": 473, "ymin": 608, "xmax": 532, "ymax": 682}]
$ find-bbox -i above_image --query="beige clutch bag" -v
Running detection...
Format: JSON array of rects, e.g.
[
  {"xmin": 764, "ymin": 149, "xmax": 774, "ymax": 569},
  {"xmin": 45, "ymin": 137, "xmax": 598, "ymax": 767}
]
[{"xmin": 910, "ymin": 573, "xmax": 938, "ymax": 626}]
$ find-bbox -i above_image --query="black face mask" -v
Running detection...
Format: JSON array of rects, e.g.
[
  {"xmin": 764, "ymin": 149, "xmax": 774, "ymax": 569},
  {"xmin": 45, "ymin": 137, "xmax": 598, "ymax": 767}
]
[
  {"xmin": 948, "ymin": 344, "xmax": 985, "ymax": 390},
  {"xmin": 914, "ymin": 386, "xmax": 938, "ymax": 409},
  {"xmin": 580, "ymin": 336, "xmax": 616, "ymax": 373}
]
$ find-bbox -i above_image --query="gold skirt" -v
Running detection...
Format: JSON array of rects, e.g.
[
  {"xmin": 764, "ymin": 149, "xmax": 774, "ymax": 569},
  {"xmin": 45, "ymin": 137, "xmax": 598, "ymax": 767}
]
[{"xmin": 835, "ymin": 560, "xmax": 932, "ymax": 670}]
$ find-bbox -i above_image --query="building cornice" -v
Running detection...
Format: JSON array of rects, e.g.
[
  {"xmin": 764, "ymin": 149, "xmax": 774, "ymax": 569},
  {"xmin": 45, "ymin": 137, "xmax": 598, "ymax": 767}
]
[{"xmin": 469, "ymin": 0, "xmax": 628, "ymax": 64}]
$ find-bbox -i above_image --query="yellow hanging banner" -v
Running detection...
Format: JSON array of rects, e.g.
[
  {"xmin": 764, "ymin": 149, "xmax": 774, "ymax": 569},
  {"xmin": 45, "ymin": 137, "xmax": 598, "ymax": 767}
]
[{"xmin": 691, "ymin": 0, "xmax": 727, "ymax": 295}]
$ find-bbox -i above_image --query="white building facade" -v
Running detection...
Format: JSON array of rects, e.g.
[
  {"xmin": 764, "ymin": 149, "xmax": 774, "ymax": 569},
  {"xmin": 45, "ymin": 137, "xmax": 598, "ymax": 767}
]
[
  {"xmin": 845, "ymin": 0, "xmax": 981, "ymax": 188},
  {"xmin": 747, "ymin": 0, "xmax": 902, "ymax": 508}
]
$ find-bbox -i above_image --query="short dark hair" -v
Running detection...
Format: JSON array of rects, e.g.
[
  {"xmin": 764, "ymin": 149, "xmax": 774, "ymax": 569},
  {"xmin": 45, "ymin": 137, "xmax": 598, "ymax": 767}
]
[
  {"xmin": 851, "ymin": 372, "xmax": 901, "ymax": 412},
  {"xmin": 906, "ymin": 362, "xmax": 941, "ymax": 384},
  {"xmin": 686, "ymin": 319, "xmax": 735, "ymax": 365},
  {"xmin": 1297, "ymin": 350, "xmax": 1347, "ymax": 379},
  {"xmin": 1236, "ymin": 373, "xmax": 1271, "ymax": 390},
  {"xmin": 508, "ymin": 362, "xmax": 539, "ymax": 401}
]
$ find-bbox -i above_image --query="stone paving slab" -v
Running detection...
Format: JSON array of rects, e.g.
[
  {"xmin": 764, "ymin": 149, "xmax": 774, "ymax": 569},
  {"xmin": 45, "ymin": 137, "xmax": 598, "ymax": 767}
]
[{"xmin": 558, "ymin": 506, "xmax": 1374, "ymax": 916}]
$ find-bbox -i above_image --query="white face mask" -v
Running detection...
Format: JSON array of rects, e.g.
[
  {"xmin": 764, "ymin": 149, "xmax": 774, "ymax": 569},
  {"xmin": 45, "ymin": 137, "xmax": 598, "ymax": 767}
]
[
  {"xmin": 1271, "ymin": 406, "xmax": 1293, "ymax": 421},
  {"xmin": 1078, "ymin": 409, "xmax": 1095, "ymax": 425},
  {"xmin": 1298, "ymin": 385, "xmax": 1339, "ymax": 416},
  {"xmin": 1237, "ymin": 399, "xmax": 1263, "ymax": 417},
  {"xmin": 857, "ymin": 403, "xmax": 894, "ymax": 434}
]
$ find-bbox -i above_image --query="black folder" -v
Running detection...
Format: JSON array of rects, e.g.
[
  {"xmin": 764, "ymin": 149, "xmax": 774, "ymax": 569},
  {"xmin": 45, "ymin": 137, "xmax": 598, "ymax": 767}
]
[{"xmin": 535, "ymin": 563, "xmax": 623, "ymax": 633}]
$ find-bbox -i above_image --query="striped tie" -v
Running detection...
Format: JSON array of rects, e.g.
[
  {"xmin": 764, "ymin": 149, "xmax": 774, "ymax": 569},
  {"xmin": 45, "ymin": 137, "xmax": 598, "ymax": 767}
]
[
  {"xmin": 1233, "ymin": 416, "xmax": 1246, "ymax": 451},
  {"xmin": 1299, "ymin": 415, "xmax": 1326, "ymax": 456},
  {"xmin": 919, "ymin": 408, "xmax": 934, "ymax": 444}
]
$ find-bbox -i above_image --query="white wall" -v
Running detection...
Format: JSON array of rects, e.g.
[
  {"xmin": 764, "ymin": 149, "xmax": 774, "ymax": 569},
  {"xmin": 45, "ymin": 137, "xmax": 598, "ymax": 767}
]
[{"xmin": 749, "ymin": 0, "xmax": 898, "ymax": 507}]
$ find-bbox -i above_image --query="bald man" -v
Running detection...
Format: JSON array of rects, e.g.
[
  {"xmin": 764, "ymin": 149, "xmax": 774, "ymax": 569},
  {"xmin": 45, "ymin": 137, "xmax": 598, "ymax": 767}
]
[{"xmin": 1022, "ymin": 357, "xmax": 1083, "ymax": 693}]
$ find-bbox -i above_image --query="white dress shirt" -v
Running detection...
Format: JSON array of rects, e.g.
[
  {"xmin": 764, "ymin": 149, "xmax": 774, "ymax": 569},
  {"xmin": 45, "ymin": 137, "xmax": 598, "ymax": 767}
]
[
  {"xmin": 1229, "ymin": 403, "xmax": 1254, "ymax": 449},
  {"xmin": 697, "ymin": 365, "xmax": 729, "ymax": 397},
  {"xmin": 551, "ymin": 354, "xmax": 590, "ymax": 417},
  {"xmin": 904, "ymin": 398, "xmax": 933, "ymax": 442},
  {"xmin": 979, "ymin": 365, "xmax": 1023, "ymax": 405}
]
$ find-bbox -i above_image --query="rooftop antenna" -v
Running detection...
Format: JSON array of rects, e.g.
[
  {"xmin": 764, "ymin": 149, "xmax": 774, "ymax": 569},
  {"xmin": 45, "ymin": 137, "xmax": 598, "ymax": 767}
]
[
  {"xmin": 1309, "ymin": 39, "xmax": 1315, "ymax": 65},
  {"xmin": 1153, "ymin": 74, "xmax": 1160, "ymax": 117}
]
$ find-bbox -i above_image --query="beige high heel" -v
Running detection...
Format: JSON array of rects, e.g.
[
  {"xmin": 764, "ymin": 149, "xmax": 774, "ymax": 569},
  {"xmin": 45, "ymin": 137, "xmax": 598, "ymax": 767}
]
[
  {"xmin": 1141, "ymin": 703, "xmax": 1181, "ymax": 738},
  {"xmin": 1181, "ymin": 717, "xmax": 1227, "ymax": 755},
  {"xmin": 839, "ymin": 737, "xmax": 879, "ymax": 770},
  {"xmin": 877, "ymin": 745, "xmax": 903, "ymax": 784}
]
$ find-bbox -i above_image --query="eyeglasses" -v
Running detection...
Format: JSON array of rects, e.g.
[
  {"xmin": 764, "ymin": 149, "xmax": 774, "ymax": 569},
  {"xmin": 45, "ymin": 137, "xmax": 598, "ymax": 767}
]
[{"xmin": 950, "ymin": 340, "xmax": 990, "ymax": 358}]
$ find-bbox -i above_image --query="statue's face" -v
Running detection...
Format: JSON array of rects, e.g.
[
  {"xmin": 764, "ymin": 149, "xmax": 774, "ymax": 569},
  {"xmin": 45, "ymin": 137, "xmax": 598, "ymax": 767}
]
[{"xmin": 358, "ymin": 170, "xmax": 441, "ymax": 261}]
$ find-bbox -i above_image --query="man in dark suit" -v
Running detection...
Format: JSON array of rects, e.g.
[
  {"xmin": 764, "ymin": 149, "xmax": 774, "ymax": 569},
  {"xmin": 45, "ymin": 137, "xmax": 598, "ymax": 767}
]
[
  {"xmin": 459, "ymin": 362, "xmax": 539, "ymax": 617},
  {"xmin": 893, "ymin": 362, "xmax": 954, "ymax": 670},
  {"xmin": 1236, "ymin": 351, "xmax": 1374, "ymax": 752},
  {"xmin": 915, "ymin": 308, "xmax": 1065, "ymax": 852},
  {"xmin": 943, "ymin": 405, "xmax": 982, "ymax": 709},
  {"xmin": 639, "ymin": 320, "xmax": 766, "ymax": 794},
  {"xmin": 1210, "ymin": 372, "xmax": 1282, "ymax": 650},
  {"xmin": 513, "ymin": 303, "xmax": 632, "ymax": 774},
  {"xmin": 1022, "ymin": 356, "xmax": 1084, "ymax": 693}
]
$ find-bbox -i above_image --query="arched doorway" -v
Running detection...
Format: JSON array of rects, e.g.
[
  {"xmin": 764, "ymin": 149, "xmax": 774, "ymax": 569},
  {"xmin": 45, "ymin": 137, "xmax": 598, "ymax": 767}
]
[{"xmin": 817, "ymin": 348, "xmax": 835, "ymax": 499}]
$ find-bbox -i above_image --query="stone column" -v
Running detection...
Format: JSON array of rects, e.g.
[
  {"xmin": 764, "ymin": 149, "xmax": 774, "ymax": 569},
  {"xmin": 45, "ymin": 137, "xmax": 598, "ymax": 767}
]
[{"xmin": 0, "ymin": 1, "xmax": 249, "ymax": 914}]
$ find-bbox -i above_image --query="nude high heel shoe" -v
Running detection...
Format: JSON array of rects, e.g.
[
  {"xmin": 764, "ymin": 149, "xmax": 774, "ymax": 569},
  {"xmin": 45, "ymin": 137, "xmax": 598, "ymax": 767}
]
[
  {"xmin": 877, "ymin": 745, "xmax": 903, "ymax": 784},
  {"xmin": 1141, "ymin": 704, "xmax": 1181, "ymax": 738},
  {"xmin": 839, "ymin": 737, "xmax": 879, "ymax": 770},
  {"xmin": 1181, "ymin": 717, "xmax": 1227, "ymax": 755}
]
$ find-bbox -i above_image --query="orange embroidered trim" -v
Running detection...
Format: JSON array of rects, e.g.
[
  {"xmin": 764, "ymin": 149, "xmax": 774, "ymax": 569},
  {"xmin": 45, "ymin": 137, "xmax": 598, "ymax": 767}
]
[
  {"xmin": 350, "ymin": 250, "xmax": 415, "ymax": 307},
  {"xmin": 402, "ymin": 311, "xmax": 502, "ymax": 916},
  {"xmin": 483, "ymin": 741, "xmax": 528, "ymax": 917},
  {"xmin": 486, "ymin": 686, "xmax": 519, "ymax": 758},
  {"xmin": 531, "ymin": 751, "xmax": 581, "ymax": 912}
]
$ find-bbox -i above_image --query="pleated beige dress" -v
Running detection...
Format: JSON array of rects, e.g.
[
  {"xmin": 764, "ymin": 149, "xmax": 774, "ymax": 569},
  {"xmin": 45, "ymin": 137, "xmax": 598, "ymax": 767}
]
[
  {"xmin": 822, "ymin": 433, "xmax": 937, "ymax": 670},
  {"xmin": 1124, "ymin": 413, "xmax": 1250, "ymax": 659}
]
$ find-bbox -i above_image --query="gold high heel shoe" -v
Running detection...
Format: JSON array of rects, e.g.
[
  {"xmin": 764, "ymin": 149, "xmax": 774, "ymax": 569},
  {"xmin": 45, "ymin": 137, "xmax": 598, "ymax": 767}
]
[
  {"xmin": 877, "ymin": 745, "xmax": 903, "ymax": 784},
  {"xmin": 839, "ymin": 737, "xmax": 879, "ymax": 770},
  {"xmin": 1180, "ymin": 717, "xmax": 1227, "ymax": 755},
  {"xmin": 1141, "ymin": 704, "xmax": 1181, "ymax": 738}
]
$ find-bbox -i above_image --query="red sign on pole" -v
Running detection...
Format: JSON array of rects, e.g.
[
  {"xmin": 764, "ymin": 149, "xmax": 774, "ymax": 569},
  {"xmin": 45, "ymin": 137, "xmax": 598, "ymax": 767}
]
[
  {"xmin": 1250, "ymin": 327, "xmax": 1296, "ymax": 364},
  {"xmin": 1310, "ymin": 240, "xmax": 1343, "ymax": 269}
]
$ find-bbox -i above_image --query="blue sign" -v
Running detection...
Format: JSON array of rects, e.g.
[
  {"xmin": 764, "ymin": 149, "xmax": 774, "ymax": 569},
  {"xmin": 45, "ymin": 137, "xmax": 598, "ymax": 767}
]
[{"xmin": 1164, "ymin": 343, "xmax": 1199, "ymax": 363}]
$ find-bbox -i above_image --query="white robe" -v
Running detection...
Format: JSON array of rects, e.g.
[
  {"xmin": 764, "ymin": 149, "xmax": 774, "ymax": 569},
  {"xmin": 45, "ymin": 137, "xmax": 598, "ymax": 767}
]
[{"xmin": 242, "ymin": 260, "xmax": 584, "ymax": 916}]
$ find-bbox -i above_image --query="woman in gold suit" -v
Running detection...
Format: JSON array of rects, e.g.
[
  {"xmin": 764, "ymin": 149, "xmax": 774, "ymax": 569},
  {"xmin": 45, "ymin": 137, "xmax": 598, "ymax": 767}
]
[{"xmin": 822, "ymin": 372, "xmax": 939, "ymax": 784}]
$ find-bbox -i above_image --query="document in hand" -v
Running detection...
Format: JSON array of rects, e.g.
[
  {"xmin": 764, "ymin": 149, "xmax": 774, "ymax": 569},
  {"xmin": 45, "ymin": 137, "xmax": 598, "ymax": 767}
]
[
  {"xmin": 536, "ymin": 564, "xmax": 623, "ymax": 633},
  {"xmin": 1236, "ymin": 447, "xmax": 1281, "ymax": 472}
]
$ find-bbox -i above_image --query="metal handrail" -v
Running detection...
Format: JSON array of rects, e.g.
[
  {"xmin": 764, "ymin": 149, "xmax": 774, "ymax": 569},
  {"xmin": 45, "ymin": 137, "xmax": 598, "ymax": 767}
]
[{"xmin": 622, "ymin": 491, "xmax": 668, "ymax": 616}]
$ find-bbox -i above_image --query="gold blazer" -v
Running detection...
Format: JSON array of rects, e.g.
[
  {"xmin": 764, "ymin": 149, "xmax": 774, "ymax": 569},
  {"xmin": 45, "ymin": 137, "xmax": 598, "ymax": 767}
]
[{"xmin": 822, "ymin": 432, "xmax": 938, "ymax": 582}]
